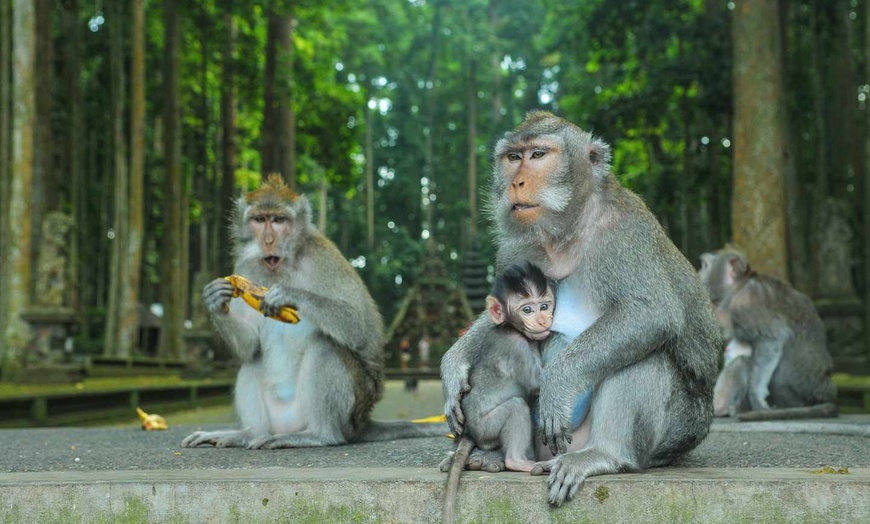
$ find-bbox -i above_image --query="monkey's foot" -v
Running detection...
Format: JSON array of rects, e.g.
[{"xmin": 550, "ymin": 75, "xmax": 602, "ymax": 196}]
[
  {"xmin": 467, "ymin": 449, "xmax": 505, "ymax": 473},
  {"xmin": 531, "ymin": 449, "xmax": 623, "ymax": 507},
  {"xmin": 180, "ymin": 430, "xmax": 249, "ymax": 448},
  {"xmin": 246, "ymin": 432, "xmax": 340, "ymax": 449},
  {"xmin": 438, "ymin": 451, "xmax": 456, "ymax": 472},
  {"xmin": 505, "ymin": 458, "xmax": 536, "ymax": 472}
]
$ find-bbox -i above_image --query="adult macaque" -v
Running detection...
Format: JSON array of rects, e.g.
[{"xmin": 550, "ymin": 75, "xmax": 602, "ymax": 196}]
[
  {"xmin": 699, "ymin": 249, "xmax": 836, "ymax": 420},
  {"xmin": 182, "ymin": 174, "xmax": 445, "ymax": 449},
  {"xmin": 441, "ymin": 263, "xmax": 553, "ymax": 524},
  {"xmin": 441, "ymin": 111, "xmax": 721, "ymax": 507}
]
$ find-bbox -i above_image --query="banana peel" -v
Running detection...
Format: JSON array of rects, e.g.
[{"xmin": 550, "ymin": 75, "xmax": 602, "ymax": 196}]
[
  {"xmin": 136, "ymin": 407, "xmax": 168, "ymax": 431},
  {"xmin": 410, "ymin": 414, "xmax": 454, "ymax": 439},
  {"xmin": 224, "ymin": 275, "xmax": 300, "ymax": 324}
]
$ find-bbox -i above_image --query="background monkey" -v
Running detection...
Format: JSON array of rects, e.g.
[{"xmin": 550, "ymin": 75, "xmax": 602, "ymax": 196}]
[
  {"xmin": 442, "ymin": 262, "xmax": 558, "ymax": 524},
  {"xmin": 699, "ymin": 248, "xmax": 837, "ymax": 420},
  {"xmin": 182, "ymin": 174, "xmax": 445, "ymax": 449},
  {"xmin": 712, "ymin": 339, "xmax": 752, "ymax": 416},
  {"xmin": 441, "ymin": 111, "xmax": 721, "ymax": 507}
]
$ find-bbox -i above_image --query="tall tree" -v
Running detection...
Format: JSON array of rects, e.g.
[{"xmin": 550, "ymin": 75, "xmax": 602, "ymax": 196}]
[
  {"xmin": 158, "ymin": 0, "xmax": 185, "ymax": 360},
  {"xmin": 731, "ymin": 0, "xmax": 789, "ymax": 280},
  {"xmin": 61, "ymin": 0, "xmax": 81, "ymax": 311},
  {"xmin": 218, "ymin": 8, "xmax": 237, "ymax": 275},
  {"xmin": 864, "ymin": 0, "xmax": 870, "ymax": 358},
  {"xmin": 2, "ymin": 0, "xmax": 36, "ymax": 380},
  {"xmin": 466, "ymin": 57, "xmax": 478, "ymax": 241},
  {"xmin": 32, "ymin": 0, "xmax": 54, "ymax": 254},
  {"xmin": 261, "ymin": 7, "xmax": 296, "ymax": 187},
  {"xmin": 365, "ymin": 97, "xmax": 374, "ymax": 249},
  {"xmin": 105, "ymin": 0, "xmax": 130, "ymax": 357},
  {"xmin": 120, "ymin": 0, "xmax": 146, "ymax": 355},
  {"xmin": 0, "ymin": 0, "xmax": 11, "ymax": 349}
]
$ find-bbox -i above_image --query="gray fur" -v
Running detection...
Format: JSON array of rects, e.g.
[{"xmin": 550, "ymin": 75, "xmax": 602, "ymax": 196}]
[
  {"xmin": 440, "ymin": 313, "xmax": 544, "ymax": 524},
  {"xmin": 442, "ymin": 111, "xmax": 721, "ymax": 507},
  {"xmin": 699, "ymin": 248, "xmax": 837, "ymax": 418},
  {"xmin": 183, "ymin": 188, "xmax": 445, "ymax": 450}
]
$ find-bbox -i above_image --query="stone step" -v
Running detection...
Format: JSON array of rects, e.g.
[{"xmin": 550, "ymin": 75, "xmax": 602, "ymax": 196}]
[{"xmin": 1, "ymin": 467, "xmax": 868, "ymax": 523}]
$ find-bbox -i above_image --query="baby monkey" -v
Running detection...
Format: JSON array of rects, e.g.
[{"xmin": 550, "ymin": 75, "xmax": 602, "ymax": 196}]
[{"xmin": 441, "ymin": 262, "xmax": 553, "ymax": 524}]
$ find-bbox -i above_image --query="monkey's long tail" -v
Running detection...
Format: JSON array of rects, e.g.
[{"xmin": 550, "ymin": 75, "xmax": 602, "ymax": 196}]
[
  {"xmin": 736, "ymin": 402, "xmax": 837, "ymax": 422},
  {"xmin": 443, "ymin": 437, "xmax": 474, "ymax": 524},
  {"xmin": 356, "ymin": 420, "xmax": 450, "ymax": 442}
]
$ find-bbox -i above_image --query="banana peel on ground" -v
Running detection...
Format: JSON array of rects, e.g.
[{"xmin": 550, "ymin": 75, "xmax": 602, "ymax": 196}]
[
  {"xmin": 411, "ymin": 413, "xmax": 454, "ymax": 439},
  {"xmin": 136, "ymin": 407, "xmax": 168, "ymax": 431},
  {"xmin": 224, "ymin": 275, "xmax": 300, "ymax": 324}
]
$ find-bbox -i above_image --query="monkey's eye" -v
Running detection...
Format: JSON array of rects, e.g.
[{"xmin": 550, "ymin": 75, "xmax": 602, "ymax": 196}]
[
  {"xmin": 507, "ymin": 152, "xmax": 522, "ymax": 162},
  {"xmin": 272, "ymin": 216, "xmax": 287, "ymax": 224},
  {"xmin": 253, "ymin": 216, "xmax": 266, "ymax": 223},
  {"xmin": 531, "ymin": 150, "xmax": 546, "ymax": 159},
  {"xmin": 522, "ymin": 306, "xmax": 533, "ymax": 314},
  {"xmin": 540, "ymin": 303, "xmax": 549, "ymax": 311}
]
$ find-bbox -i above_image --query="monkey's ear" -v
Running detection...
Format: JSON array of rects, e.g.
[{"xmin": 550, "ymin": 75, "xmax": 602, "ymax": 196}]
[
  {"xmin": 587, "ymin": 137, "xmax": 612, "ymax": 180},
  {"xmin": 726, "ymin": 254, "xmax": 749, "ymax": 283},
  {"xmin": 486, "ymin": 296, "xmax": 506, "ymax": 325}
]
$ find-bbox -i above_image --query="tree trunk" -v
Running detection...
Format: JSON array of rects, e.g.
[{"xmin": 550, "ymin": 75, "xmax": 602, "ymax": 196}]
[
  {"xmin": 105, "ymin": 0, "xmax": 129, "ymax": 358},
  {"xmin": 158, "ymin": 0, "xmax": 185, "ymax": 360},
  {"xmin": 467, "ymin": 57, "xmax": 478, "ymax": 241},
  {"xmin": 423, "ymin": 0, "xmax": 442, "ymax": 249},
  {"xmin": 120, "ymin": 0, "xmax": 146, "ymax": 356},
  {"xmin": 779, "ymin": 0, "xmax": 811, "ymax": 293},
  {"xmin": 365, "ymin": 98, "xmax": 374, "ymax": 250},
  {"xmin": 219, "ymin": 10, "xmax": 237, "ymax": 275},
  {"xmin": 864, "ymin": 0, "xmax": 870, "ymax": 363},
  {"xmin": 0, "ymin": 0, "xmax": 11, "ymax": 357},
  {"xmin": 2, "ymin": 0, "xmax": 36, "ymax": 380},
  {"xmin": 488, "ymin": 0, "xmax": 502, "ymax": 126},
  {"xmin": 62, "ymin": 0, "xmax": 81, "ymax": 312},
  {"xmin": 32, "ymin": 0, "xmax": 53, "ymax": 262},
  {"xmin": 261, "ymin": 10, "xmax": 295, "ymax": 187},
  {"xmin": 731, "ymin": 0, "xmax": 789, "ymax": 281}
]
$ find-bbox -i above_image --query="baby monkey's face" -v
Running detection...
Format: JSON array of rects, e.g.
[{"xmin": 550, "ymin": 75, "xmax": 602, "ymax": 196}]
[{"xmin": 509, "ymin": 288, "xmax": 555, "ymax": 340}]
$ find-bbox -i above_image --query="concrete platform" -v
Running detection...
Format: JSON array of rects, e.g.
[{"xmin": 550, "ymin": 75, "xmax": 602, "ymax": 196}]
[{"xmin": 1, "ymin": 418, "xmax": 869, "ymax": 523}]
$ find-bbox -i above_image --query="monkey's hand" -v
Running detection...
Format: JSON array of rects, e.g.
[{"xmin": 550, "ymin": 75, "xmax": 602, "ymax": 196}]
[
  {"xmin": 260, "ymin": 284, "xmax": 299, "ymax": 318},
  {"xmin": 537, "ymin": 384, "xmax": 573, "ymax": 456},
  {"xmin": 444, "ymin": 377, "xmax": 470, "ymax": 436},
  {"xmin": 203, "ymin": 278, "xmax": 235, "ymax": 316}
]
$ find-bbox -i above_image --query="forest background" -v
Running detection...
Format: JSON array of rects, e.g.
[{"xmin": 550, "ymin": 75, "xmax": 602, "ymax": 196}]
[{"xmin": 1, "ymin": 0, "xmax": 869, "ymax": 378}]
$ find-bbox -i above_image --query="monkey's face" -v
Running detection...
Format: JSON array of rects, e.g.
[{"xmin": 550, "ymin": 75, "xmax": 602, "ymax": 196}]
[
  {"xmin": 699, "ymin": 251, "xmax": 746, "ymax": 305},
  {"xmin": 245, "ymin": 207, "xmax": 296, "ymax": 272},
  {"xmin": 508, "ymin": 288, "xmax": 555, "ymax": 340},
  {"xmin": 497, "ymin": 138, "xmax": 567, "ymax": 227}
]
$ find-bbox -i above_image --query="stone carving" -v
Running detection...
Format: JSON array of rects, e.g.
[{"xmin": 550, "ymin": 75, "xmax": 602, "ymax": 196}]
[
  {"xmin": 815, "ymin": 198, "xmax": 857, "ymax": 300},
  {"xmin": 34, "ymin": 212, "xmax": 75, "ymax": 307}
]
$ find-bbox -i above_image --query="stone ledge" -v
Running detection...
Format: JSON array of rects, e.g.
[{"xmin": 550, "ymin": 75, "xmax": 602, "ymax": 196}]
[{"xmin": 2, "ymin": 467, "xmax": 869, "ymax": 523}]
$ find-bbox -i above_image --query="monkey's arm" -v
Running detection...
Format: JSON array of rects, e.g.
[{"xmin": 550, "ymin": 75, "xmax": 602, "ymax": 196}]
[
  {"xmin": 440, "ymin": 314, "xmax": 491, "ymax": 435},
  {"xmin": 746, "ymin": 338, "xmax": 785, "ymax": 411},
  {"xmin": 538, "ymin": 301, "xmax": 682, "ymax": 455},
  {"xmin": 260, "ymin": 284, "xmax": 376, "ymax": 353},
  {"xmin": 203, "ymin": 277, "xmax": 261, "ymax": 361}
]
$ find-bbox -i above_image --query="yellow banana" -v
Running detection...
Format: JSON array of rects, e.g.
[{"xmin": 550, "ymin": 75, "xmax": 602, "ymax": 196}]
[
  {"xmin": 136, "ymin": 407, "xmax": 168, "ymax": 431},
  {"xmin": 224, "ymin": 275, "xmax": 300, "ymax": 324}
]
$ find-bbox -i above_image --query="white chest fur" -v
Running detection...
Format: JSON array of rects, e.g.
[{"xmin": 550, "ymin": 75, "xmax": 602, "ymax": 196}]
[{"xmin": 550, "ymin": 282, "xmax": 600, "ymax": 340}]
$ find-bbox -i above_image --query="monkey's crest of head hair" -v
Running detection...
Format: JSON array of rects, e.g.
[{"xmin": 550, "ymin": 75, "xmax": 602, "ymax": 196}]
[
  {"xmin": 491, "ymin": 262, "xmax": 549, "ymax": 301},
  {"xmin": 494, "ymin": 111, "xmax": 613, "ymax": 181},
  {"xmin": 245, "ymin": 173, "xmax": 299, "ymax": 208}
]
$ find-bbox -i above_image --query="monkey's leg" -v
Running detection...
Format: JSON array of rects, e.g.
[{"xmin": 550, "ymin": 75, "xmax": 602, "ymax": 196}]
[
  {"xmin": 533, "ymin": 357, "xmax": 689, "ymax": 507},
  {"xmin": 500, "ymin": 401, "xmax": 536, "ymax": 473},
  {"xmin": 748, "ymin": 339, "xmax": 785, "ymax": 411},
  {"xmin": 246, "ymin": 339, "xmax": 354, "ymax": 449},
  {"xmin": 713, "ymin": 356, "xmax": 751, "ymax": 417},
  {"xmin": 181, "ymin": 363, "xmax": 270, "ymax": 448}
]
